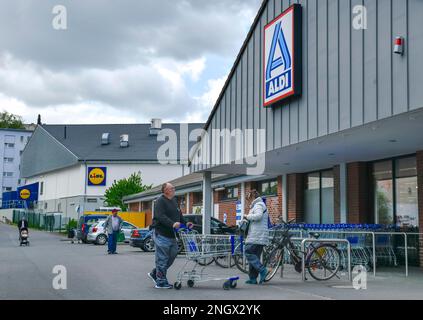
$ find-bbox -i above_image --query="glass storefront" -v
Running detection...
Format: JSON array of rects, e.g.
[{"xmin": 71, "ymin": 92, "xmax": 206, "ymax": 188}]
[
  {"xmin": 304, "ymin": 170, "xmax": 334, "ymax": 224},
  {"xmin": 373, "ymin": 156, "xmax": 418, "ymax": 229}
]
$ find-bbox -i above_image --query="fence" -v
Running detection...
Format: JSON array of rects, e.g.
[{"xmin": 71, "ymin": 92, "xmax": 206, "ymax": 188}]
[{"xmin": 12, "ymin": 210, "xmax": 70, "ymax": 232}]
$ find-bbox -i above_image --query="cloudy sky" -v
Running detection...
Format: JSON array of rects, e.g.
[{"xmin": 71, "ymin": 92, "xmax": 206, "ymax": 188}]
[{"xmin": 0, "ymin": 0, "xmax": 262, "ymax": 125}]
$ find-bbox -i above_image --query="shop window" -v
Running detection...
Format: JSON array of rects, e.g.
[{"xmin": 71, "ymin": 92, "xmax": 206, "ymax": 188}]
[
  {"xmin": 192, "ymin": 192, "xmax": 203, "ymax": 205},
  {"xmin": 258, "ymin": 180, "xmax": 278, "ymax": 196},
  {"xmin": 219, "ymin": 186, "xmax": 238, "ymax": 201},
  {"xmin": 304, "ymin": 170, "xmax": 334, "ymax": 224},
  {"xmin": 373, "ymin": 156, "xmax": 418, "ymax": 229},
  {"xmin": 177, "ymin": 196, "xmax": 186, "ymax": 210}
]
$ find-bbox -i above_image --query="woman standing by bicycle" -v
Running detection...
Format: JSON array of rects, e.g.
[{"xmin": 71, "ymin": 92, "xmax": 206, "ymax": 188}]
[{"xmin": 243, "ymin": 190, "xmax": 269, "ymax": 285}]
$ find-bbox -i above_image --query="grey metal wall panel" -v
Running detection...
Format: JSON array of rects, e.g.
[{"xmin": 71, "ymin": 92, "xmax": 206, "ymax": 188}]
[
  {"xmin": 364, "ymin": 0, "xmax": 378, "ymax": 124},
  {"xmin": 254, "ymin": 21, "xmax": 261, "ymax": 146},
  {"xmin": 351, "ymin": 0, "xmax": 364, "ymax": 128},
  {"xmin": 377, "ymin": 0, "xmax": 393, "ymax": 119},
  {"xmin": 288, "ymin": 0, "xmax": 300, "ymax": 145},
  {"xmin": 409, "ymin": 0, "xmax": 423, "ymax": 110},
  {"xmin": 231, "ymin": 77, "xmax": 236, "ymax": 133},
  {"xmin": 328, "ymin": 0, "xmax": 339, "ymax": 134},
  {"xmin": 248, "ymin": 38, "xmax": 254, "ymax": 132},
  {"xmin": 318, "ymin": 0, "xmax": 329, "ymax": 137},
  {"xmin": 197, "ymin": 0, "xmax": 423, "ymax": 174},
  {"xmin": 392, "ymin": 0, "xmax": 409, "ymax": 115},
  {"xmin": 308, "ymin": 0, "xmax": 318, "ymax": 139},
  {"xmin": 242, "ymin": 53, "xmax": 248, "ymax": 134},
  {"xmin": 236, "ymin": 64, "xmax": 242, "ymax": 131},
  {"xmin": 298, "ymin": 0, "xmax": 309, "ymax": 142},
  {"xmin": 264, "ymin": 0, "xmax": 275, "ymax": 150},
  {"xmin": 339, "ymin": 0, "xmax": 351, "ymax": 130}
]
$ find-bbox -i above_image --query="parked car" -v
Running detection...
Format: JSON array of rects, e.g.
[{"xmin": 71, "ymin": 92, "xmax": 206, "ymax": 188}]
[
  {"xmin": 77, "ymin": 215, "xmax": 109, "ymax": 243},
  {"xmin": 130, "ymin": 215, "xmax": 236, "ymax": 253},
  {"xmin": 182, "ymin": 215, "xmax": 237, "ymax": 235},
  {"xmin": 87, "ymin": 220, "xmax": 138, "ymax": 245},
  {"xmin": 130, "ymin": 229, "xmax": 155, "ymax": 252}
]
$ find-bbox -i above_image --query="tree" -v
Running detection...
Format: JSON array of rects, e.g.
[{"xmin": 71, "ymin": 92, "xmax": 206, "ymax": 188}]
[
  {"xmin": 0, "ymin": 111, "xmax": 25, "ymax": 129},
  {"xmin": 104, "ymin": 173, "xmax": 152, "ymax": 211}
]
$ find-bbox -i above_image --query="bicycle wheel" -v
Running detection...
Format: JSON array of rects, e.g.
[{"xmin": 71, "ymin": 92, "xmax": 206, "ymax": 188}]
[
  {"xmin": 197, "ymin": 257, "xmax": 215, "ymax": 266},
  {"xmin": 263, "ymin": 248, "xmax": 283, "ymax": 282},
  {"xmin": 233, "ymin": 253, "xmax": 249, "ymax": 274},
  {"xmin": 306, "ymin": 244, "xmax": 341, "ymax": 281},
  {"xmin": 215, "ymin": 255, "xmax": 236, "ymax": 268}
]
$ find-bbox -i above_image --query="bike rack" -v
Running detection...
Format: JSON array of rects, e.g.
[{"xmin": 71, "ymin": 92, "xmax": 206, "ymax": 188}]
[
  {"xmin": 300, "ymin": 230, "xmax": 421, "ymax": 278},
  {"xmin": 299, "ymin": 238, "xmax": 352, "ymax": 282}
]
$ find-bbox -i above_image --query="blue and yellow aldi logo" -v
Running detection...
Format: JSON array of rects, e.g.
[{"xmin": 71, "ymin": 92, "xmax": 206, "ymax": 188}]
[
  {"xmin": 264, "ymin": 4, "xmax": 302, "ymax": 107},
  {"xmin": 88, "ymin": 167, "xmax": 107, "ymax": 186}
]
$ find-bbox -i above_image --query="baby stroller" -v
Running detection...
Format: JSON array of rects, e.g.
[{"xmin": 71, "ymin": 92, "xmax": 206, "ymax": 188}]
[{"xmin": 19, "ymin": 228, "xmax": 30, "ymax": 246}]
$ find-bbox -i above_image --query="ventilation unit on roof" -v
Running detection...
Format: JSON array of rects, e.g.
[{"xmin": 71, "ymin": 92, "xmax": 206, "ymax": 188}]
[
  {"xmin": 149, "ymin": 118, "xmax": 162, "ymax": 136},
  {"xmin": 120, "ymin": 134, "xmax": 129, "ymax": 148},
  {"xmin": 101, "ymin": 133, "xmax": 110, "ymax": 145}
]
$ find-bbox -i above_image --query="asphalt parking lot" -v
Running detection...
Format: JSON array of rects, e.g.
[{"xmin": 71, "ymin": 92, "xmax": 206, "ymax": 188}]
[{"xmin": 1, "ymin": 223, "xmax": 423, "ymax": 300}]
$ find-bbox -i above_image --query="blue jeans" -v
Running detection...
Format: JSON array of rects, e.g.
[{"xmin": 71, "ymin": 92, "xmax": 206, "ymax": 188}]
[
  {"xmin": 151, "ymin": 230, "xmax": 178, "ymax": 286},
  {"xmin": 107, "ymin": 231, "xmax": 119, "ymax": 253},
  {"xmin": 245, "ymin": 244, "xmax": 265, "ymax": 279}
]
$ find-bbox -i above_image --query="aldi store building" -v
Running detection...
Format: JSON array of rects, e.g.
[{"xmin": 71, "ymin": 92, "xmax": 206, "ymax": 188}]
[{"xmin": 126, "ymin": 0, "xmax": 423, "ymax": 266}]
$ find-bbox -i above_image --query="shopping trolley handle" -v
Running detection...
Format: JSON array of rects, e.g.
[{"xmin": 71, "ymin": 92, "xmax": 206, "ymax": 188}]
[{"xmin": 174, "ymin": 223, "xmax": 194, "ymax": 232}]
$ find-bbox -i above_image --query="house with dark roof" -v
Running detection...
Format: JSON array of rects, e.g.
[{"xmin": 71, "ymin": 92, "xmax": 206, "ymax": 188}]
[{"xmin": 20, "ymin": 120, "xmax": 203, "ymax": 219}]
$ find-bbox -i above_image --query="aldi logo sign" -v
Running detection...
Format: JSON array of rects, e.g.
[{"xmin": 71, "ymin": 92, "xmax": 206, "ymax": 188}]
[{"xmin": 264, "ymin": 4, "xmax": 302, "ymax": 107}]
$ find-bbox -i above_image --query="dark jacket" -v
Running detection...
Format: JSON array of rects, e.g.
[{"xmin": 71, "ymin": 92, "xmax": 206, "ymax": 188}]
[
  {"xmin": 152, "ymin": 195, "xmax": 184, "ymax": 238},
  {"xmin": 18, "ymin": 219, "xmax": 28, "ymax": 230}
]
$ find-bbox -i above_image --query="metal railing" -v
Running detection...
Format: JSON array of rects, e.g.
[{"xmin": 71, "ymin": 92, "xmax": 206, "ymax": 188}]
[{"xmin": 294, "ymin": 229, "xmax": 423, "ymax": 277}]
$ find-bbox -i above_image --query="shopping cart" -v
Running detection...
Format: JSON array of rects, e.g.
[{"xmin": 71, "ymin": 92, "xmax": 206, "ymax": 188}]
[{"xmin": 174, "ymin": 229, "xmax": 240, "ymax": 290}]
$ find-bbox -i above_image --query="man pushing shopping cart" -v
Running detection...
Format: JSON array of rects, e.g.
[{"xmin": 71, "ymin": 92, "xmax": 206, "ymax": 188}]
[{"xmin": 148, "ymin": 182, "xmax": 192, "ymax": 289}]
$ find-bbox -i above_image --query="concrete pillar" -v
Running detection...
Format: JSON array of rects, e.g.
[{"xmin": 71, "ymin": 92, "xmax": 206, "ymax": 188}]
[
  {"xmin": 186, "ymin": 192, "xmax": 190, "ymax": 214},
  {"xmin": 202, "ymin": 171, "xmax": 212, "ymax": 235},
  {"xmin": 240, "ymin": 182, "xmax": 246, "ymax": 219},
  {"xmin": 340, "ymin": 163, "xmax": 348, "ymax": 223},
  {"xmin": 282, "ymin": 174, "xmax": 288, "ymax": 222}
]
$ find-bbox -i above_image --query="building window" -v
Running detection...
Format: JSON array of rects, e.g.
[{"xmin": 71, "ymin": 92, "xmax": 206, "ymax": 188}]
[
  {"xmin": 304, "ymin": 170, "xmax": 334, "ymax": 224},
  {"xmin": 4, "ymin": 157, "xmax": 14, "ymax": 163},
  {"xmin": 219, "ymin": 186, "xmax": 239, "ymax": 202},
  {"xmin": 86, "ymin": 198, "xmax": 98, "ymax": 203},
  {"xmin": 192, "ymin": 192, "xmax": 203, "ymax": 206},
  {"xmin": 2, "ymin": 187, "xmax": 12, "ymax": 192},
  {"xmin": 20, "ymin": 136, "xmax": 24, "ymax": 143},
  {"xmin": 258, "ymin": 180, "xmax": 278, "ymax": 196},
  {"xmin": 177, "ymin": 196, "xmax": 186, "ymax": 210},
  {"xmin": 44, "ymin": 202, "xmax": 48, "ymax": 210},
  {"xmin": 3, "ymin": 172, "xmax": 13, "ymax": 177},
  {"xmin": 40, "ymin": 182, "xmax": 44, "ymax": 195},
  {"xmin": 4, "ymin": 143, "xmax": 15, "ymax": 148},
  {"xmin": 373, "ymin": 156, "xmax": 418, "ymax": 229}
]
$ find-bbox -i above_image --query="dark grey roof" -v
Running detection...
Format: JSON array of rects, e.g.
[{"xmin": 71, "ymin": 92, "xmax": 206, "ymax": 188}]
[{"xmin": 42, "ymin": 123, "xmax": 204, "ymax": 162}]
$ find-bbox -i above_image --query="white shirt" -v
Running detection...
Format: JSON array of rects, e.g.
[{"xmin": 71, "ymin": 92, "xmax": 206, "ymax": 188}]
[{"xmin": 111, "ymin": 216, "xmax": 120, "ymax": 231}]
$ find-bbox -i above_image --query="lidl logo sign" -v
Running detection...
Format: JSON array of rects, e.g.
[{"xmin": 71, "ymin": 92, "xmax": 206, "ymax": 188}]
[
  {"xmin": 20, "ymin": 189, "xmax": 31, "ymax": 200},
  {"xmin": 264, "ymin": 4, "xmax": 302, "ymax": 107},
  {"xmin": 88, "ymin": 167, "xmax": 107, "ymax": 186}
]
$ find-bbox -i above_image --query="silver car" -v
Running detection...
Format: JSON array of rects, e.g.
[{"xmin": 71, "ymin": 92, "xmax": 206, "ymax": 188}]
[{"xmin": 87, "ymin": 220, "xmax": 137, "ymax": 245}]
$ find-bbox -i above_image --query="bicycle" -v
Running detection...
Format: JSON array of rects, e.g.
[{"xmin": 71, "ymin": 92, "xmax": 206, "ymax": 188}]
[{"xmin": 264, "ymin": 219, "xmax": 341, "ymax": 282}]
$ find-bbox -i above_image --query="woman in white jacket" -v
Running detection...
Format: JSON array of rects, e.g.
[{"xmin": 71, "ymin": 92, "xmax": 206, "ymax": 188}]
[{"xmin": 244, "ymin": 190, "xmax": 269, "ymax": 284}]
